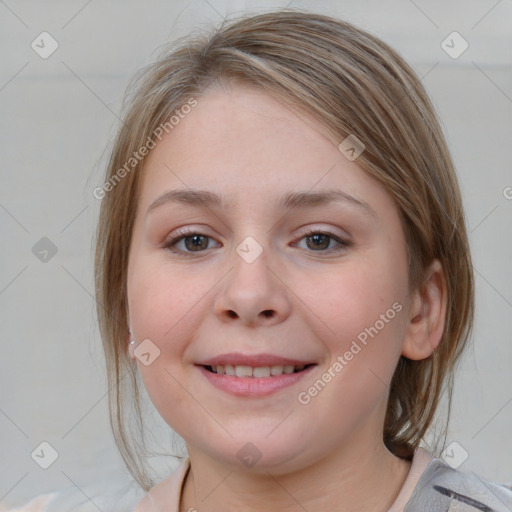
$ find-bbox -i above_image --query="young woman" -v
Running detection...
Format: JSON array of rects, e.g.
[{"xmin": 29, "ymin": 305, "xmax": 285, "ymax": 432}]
[{"xmin": 94, "ymin": 10, "xmax": 512, "ymax": 511}]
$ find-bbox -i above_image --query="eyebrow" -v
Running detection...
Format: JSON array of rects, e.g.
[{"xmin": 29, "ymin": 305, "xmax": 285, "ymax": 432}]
[{"xmin": 146, "ymin": 188, "xmax": 377, "ymax": 218}]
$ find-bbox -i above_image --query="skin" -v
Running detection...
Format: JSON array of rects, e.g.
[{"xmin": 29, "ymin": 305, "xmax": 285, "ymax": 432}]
[{"xmin": 127, "ymin": 82, "xmax": 447, "ymax": 512}]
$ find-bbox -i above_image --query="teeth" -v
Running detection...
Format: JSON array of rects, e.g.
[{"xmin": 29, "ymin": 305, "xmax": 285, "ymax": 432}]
[
  {"xmin": 210, "ymin": 364, "xmax": 308, "ymax": 377},
  {"xmin": 253, "ymin": 366, "xmax": 270, "ymax": 378},
  {"xmin": 270, "ymin": 365, "xmax": 284, "ymax": 375},
  {"xmin": 235, "ymin": 365, "xmax": 253, "ymax": 377}
]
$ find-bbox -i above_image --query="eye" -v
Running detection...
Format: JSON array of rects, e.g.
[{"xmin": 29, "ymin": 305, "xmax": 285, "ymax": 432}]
[
  {"xmin": 163, "ymin": 227, "xmax": 351, "ymax": 256},
  {"xmin": 163, "ymin": 228, "xmax": 220, "ymax": 255},
  {"xmin": 293, "ymin": 229, "xmax": 351, "ymax": 253}
]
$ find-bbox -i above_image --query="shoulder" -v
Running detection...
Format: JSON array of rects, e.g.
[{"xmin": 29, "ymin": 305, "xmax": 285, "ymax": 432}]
[
  {"xmin": 133, "ymin": 458, "xmax": 190, "ymax": 512},
  {"xmin": 406, "ymin": 457, "xmax": 512, "ymax": 512}
]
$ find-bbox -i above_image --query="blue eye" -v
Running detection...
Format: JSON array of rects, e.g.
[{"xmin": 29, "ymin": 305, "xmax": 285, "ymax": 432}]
[{"xmin": 163, "ymin": 228, "xmax": 350, "ymax": 256}]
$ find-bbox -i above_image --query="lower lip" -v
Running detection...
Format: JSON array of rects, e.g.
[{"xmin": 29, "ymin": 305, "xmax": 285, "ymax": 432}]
[{"xmin": 197, "ymin": 365, "xmax": 316, "ymax": 397}]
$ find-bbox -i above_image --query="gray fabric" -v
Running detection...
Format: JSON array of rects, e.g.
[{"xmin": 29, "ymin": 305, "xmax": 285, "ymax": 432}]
[{"xmin": 405, "ymin": 459, "xmax": 512, "ymax": 511}]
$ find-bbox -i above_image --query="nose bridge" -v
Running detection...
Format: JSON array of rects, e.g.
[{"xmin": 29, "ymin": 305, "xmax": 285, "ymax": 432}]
[
  {"xmin": 230, "ymin": 233, "xmax": 274, "ymax": 299},
  {"xmin": 213, "ymin": 232, "xmax": 291, "ymax": 325}
]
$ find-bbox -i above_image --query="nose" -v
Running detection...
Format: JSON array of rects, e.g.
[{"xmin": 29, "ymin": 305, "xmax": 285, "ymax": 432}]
[{"xmin": 213, "ymin": 244, "xmax": 292, "ymax": 328}]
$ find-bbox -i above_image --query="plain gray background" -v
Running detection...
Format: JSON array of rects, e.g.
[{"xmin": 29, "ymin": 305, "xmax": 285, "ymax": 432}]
[{"xmin": 1, "ymin": 0, "xmax": 511, "ymax": 510}]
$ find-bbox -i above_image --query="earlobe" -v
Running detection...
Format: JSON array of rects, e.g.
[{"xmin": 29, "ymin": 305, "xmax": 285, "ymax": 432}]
[
  {"xmin": 401, "ymin": 259, "xmax": 447, "ymax": 361},
  {"xmin": 127, "ymin": 330, "xmax": 136, "ymax": 360},
  {"xmin": 128, "ymin": 339, "xmax": 136, "ymax": 359}
]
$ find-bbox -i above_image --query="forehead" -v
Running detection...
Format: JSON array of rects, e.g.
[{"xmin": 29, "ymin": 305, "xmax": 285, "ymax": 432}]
[{"xmin": 137, "ymin": 83, "xmax": 393, "ymax": 217}]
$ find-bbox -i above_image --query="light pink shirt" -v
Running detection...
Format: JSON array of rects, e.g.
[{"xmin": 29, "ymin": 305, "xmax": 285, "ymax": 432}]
[
  {"xmin": 133, "ymin": 447, "xmax": 434, "ymax": 512},
  {"xmin": 387, "ymin": 447, "xmax": 434, "ymax": 511}
]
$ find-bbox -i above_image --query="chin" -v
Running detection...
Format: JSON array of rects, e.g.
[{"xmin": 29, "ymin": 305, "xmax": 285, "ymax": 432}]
[{"xmin": 199, "ymin": 435, "xmax": 313, "ymax": 475}]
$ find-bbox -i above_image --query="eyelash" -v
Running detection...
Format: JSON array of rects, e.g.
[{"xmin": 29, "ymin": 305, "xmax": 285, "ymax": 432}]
[{"xmin": 163, "ymin": 228, "xmax": 351, "ymax": 256}]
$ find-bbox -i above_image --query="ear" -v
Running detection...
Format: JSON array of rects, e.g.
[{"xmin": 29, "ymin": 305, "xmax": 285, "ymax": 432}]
[{"xmin": 401, "ymin": 259, "xmax": 447, "ymax": 360}]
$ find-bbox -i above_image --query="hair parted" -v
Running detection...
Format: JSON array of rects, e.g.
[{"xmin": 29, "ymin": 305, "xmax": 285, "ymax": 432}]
[{"xmin": 94, "ymin": 9, "xmax": 474, "ymax": 491}]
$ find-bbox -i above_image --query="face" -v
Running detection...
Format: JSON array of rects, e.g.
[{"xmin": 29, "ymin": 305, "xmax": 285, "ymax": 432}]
[{"xmin": 126, "ymin": 83, "xmax": 414, "ymax": 474}]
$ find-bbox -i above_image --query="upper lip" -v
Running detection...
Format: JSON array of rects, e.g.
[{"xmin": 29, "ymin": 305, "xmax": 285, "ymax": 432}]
[{"xmin": 196, "ymin": 353, "xmax": 316, "ymax": 367}]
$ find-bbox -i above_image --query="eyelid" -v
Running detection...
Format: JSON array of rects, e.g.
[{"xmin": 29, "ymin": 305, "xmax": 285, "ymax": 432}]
[
  {"xmin": 163, "ymin": 226, "xmax": 220, "ymax": 249},
  {"xmin": 295, "ymin": 224, "xmax": 350, "ymax": 240},
  {"xmin": 165, "ymin": 224, "xmax": 350, "ymax": 241}
]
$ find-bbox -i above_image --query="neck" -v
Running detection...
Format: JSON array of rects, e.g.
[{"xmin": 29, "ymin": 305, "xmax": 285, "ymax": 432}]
[{"xmin": 180, "ymin": 439, "xmax": 412, "ymax": 512}]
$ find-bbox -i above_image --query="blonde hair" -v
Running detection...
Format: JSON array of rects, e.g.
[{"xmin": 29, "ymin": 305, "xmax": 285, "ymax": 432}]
[{"xmin": 94, "ymin": 9, "xmax": 474, "ymax": 490}]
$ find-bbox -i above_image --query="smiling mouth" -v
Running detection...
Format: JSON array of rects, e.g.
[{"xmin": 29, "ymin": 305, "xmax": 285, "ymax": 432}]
[{"xmin": 202, "ymin": 364, "xmax": 316, "ymax": 377}]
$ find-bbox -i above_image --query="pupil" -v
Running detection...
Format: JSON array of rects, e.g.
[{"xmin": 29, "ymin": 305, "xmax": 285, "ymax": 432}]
[
  {"xmin": 186, "ymin": 235, "xmax": 208, "ymax": 251},
  {"xmin": 308, "ymin": 234, "xmax": 329, "ymax": 250}
]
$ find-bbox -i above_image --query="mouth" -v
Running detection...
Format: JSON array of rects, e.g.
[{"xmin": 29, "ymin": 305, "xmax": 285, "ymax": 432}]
[
  {"xmin": 202, "ymin": 363, "xmax": 315, "ymax": 377},
  {"xmin": 195, "ymin": 353, "xmax": 318, "ymax": 397}
]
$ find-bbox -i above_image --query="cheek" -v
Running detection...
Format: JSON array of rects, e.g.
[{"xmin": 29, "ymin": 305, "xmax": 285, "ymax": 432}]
[
  {"xmin": 127, "ymin": 259, "xmax": 203, "ymax": 428},
  {"xmin": 127, "ymin": 256, "xmax": 215, "ymax": 400},
  {"xmin": 128, "ymin": 257, "xmax": 202, "ymax": 341},
  {"xmin": 299, "ymin": 256, "xmax": 407, "ymax": 343},
  {"xmin": 298, "ymin": 252, "xmax": 409, "ymax": 409},
  {"xmin": 297, "ymin": 265, "xmax": 407, "ymax": 423}
]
